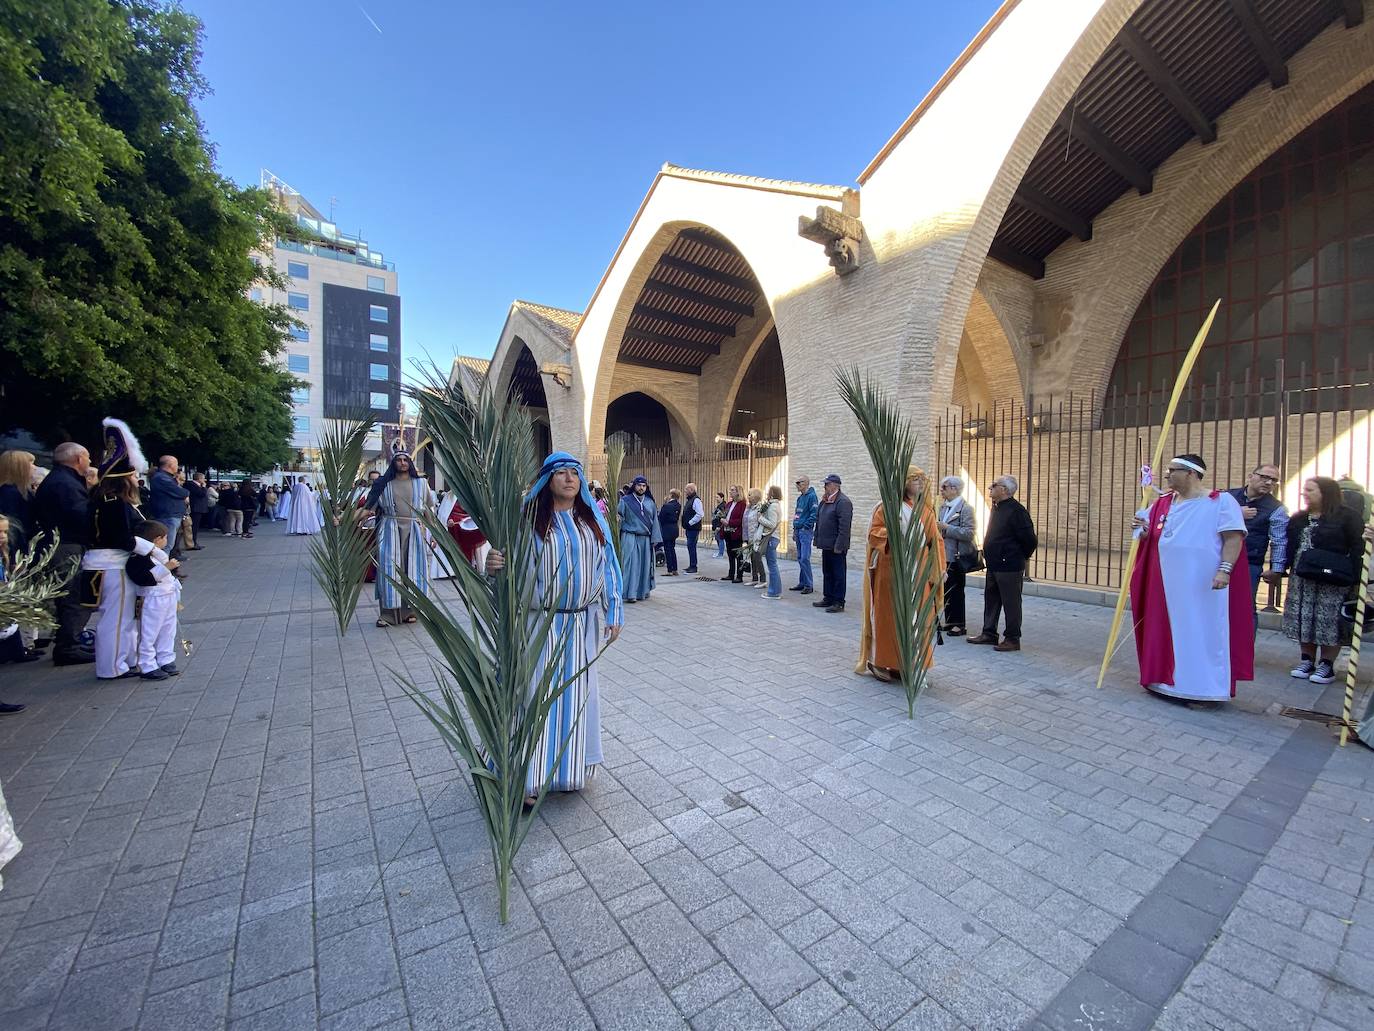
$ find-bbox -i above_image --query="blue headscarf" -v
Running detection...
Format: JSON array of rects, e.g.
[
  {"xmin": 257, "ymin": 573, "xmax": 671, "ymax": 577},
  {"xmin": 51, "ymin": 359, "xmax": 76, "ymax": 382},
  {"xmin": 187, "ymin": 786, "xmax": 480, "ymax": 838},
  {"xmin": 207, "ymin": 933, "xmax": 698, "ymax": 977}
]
[{"xmin": 524, "ymin": 452, "xmax": 614, "ymax": 543}]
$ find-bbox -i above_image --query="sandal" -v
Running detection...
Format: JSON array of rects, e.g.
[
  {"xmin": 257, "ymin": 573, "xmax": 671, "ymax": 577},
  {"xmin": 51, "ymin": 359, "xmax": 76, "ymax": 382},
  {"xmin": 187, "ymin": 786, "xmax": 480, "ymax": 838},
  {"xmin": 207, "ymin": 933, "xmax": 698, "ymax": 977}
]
[
  {"xmin": 402, "ymin": 615, "xmax": 417, "ymax": 624},
  {"xmin": 376, "ymin": 619, "xmax": 390, "ymax": 628},
  {"xmin": 866, "ymin": 662, "xmax": 894, "ymax": 683}
]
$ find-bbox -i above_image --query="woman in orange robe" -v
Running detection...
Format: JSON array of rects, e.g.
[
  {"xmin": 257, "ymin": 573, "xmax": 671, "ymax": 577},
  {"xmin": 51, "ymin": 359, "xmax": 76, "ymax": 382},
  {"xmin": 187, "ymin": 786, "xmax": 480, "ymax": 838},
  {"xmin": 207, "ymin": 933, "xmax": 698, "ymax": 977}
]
[{"xmin": 857, "ymin": 467, "xmax": 944, "ymax": 681}]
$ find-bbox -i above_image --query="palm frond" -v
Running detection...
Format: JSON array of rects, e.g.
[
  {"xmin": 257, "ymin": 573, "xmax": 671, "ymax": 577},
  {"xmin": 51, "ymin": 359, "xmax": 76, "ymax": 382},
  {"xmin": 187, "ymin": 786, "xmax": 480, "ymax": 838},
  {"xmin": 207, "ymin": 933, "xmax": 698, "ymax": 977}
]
[
  {"xmin": 0, "ymin": 531, "xmax": 78, "ymax": 631},
  {"xmin": 836, "ymin": 367, "xmax": 944, "ymax": 717},
  {"xmin": 605, "ymin": 441, "xmax": 624, "ymax": 561},
  {"xmin": 309, "ymin": 413, "xmax": 377, "ymax": 635},
  {"xmin": 356, "ymin": 368, "xmax": 603, "ymax": 923}
]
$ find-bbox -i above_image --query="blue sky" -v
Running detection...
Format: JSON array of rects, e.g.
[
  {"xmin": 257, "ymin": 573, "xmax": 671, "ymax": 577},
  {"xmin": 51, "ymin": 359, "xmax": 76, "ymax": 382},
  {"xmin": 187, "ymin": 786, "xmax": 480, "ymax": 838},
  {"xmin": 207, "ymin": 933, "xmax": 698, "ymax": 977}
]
[{"xmin": 188, "ymin": 1, "xmax": 1001, "ymax": 372}]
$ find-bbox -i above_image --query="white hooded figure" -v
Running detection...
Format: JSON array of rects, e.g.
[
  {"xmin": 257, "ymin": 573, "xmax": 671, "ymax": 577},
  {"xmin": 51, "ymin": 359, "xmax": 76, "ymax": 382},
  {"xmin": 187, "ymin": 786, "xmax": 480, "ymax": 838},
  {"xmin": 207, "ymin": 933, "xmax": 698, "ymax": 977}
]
[{"xmin": 287, "ymin": 480, "xmax": 322, "ymax": 535}]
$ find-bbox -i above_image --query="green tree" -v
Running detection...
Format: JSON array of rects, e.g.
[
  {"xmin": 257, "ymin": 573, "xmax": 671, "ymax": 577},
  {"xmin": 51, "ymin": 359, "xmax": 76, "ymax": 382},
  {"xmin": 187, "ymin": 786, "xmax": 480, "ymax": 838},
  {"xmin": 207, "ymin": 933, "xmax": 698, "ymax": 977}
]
[{"xmin": 0, "ymin": 0, "xmax": 299, "ymax": 460}]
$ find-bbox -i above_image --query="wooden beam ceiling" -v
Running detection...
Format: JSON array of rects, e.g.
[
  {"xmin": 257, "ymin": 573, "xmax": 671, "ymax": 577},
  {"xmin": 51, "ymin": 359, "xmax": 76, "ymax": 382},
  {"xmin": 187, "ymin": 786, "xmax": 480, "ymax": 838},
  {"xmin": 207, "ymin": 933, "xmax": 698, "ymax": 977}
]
[
  {"xmin": 675, "ymin": 228, "xmax": 737, "ymax": 255},
  {"xmin": 617, "ymin": 355, "xmax": 701, "ymax": 376},
  {"xmin": 622, "ymin": 330, "xmax": 721, "ymax": 356},
  {"xmin": 987, "ymin": 241, "xmax": 1045, "ymax": 279},
  {"xmin": 632, "ymin": 304, "xmax": 735, "ymax": 337},
  {"xmin": 1227, "ymin": 0, "xmax": 1288, "ymax": 88},
  {"xmin": 643, "ymin": 278, "xmax": 755, "ymax": 317},
  {"xmin": 1117, "ymin": 24, "xmax": 1217, "ymax": 144},
  {"xmin": 657, "ymin": 255, "xmax": 758, "ymax": 293},
  {"xmin": 1013, "ymin": 185, "xmax": 1092, "ymax": 241},
  {"xmin": 1059, "ymin": 109, "xmax": 1153, "ymax": 194}
]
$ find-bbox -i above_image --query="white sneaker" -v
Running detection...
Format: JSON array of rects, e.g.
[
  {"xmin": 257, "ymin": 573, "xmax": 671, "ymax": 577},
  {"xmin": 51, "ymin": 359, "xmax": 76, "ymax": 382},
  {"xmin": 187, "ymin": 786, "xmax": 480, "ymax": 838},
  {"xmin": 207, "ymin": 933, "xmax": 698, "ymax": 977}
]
[
  {"xmin": 1309, "ymin": 660, "xmax": 1336, "ymax": 685},
  {"xmin": 1290, "ymin": 658, "xmax": 1315, "ymax": 679}
]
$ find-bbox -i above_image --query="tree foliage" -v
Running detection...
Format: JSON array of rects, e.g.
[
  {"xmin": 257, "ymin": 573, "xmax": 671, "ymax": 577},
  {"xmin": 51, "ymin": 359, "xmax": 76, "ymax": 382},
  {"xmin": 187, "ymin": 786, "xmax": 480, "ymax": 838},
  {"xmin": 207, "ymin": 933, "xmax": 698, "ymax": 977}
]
[{"xmin": 0, "ymin": 0, "xmax": 297, "ymax": 470}]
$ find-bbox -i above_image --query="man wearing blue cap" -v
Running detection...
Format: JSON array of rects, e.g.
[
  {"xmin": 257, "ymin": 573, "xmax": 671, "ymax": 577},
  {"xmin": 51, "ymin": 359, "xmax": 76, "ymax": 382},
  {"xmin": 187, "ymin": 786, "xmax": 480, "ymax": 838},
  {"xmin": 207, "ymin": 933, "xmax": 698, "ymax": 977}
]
[
  {"xmin": 617, "ymin": 475, "xmax": 661, "ymax": 603},
  {"xmin": 813, "ymin": 474, "xmax": 853, "ymax": 613}
]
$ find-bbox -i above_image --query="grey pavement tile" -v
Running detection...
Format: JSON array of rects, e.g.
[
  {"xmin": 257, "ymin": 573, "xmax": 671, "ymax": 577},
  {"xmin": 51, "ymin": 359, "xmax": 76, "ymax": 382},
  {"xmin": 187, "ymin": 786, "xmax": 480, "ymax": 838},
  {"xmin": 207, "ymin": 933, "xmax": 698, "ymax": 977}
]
[
  {"xmin": 489, "ymin": 958, "xmax": 594, "ymax": 1030},
  {"xmin": 1034, "ymin": 970, "xmax": 1157, "ymax": 1031},
  {"xmin": 620, "ymin": 898, "xmax": 721, "ymax": 988},
  {"xmin": 1123, "ymin": 893, "xmax": 1220, "ymax": 962},
  {"xmin": 1084, "ymin": 927, "xmax": 1193, "ymax": 1008},
  {"xmin": 537, "ymin": 884, "xmax": 628, "ymax": 969},
  {"xmin": 138, "ymin": 974, "xmax": 231, "ymax": 1030},
  {"xmin": 888, "ymin": 997, "xmax": 967, "ymax": 1030},
  {"xmin": 48, "ymin": 952, "xmax": 155, "ymax": 1031},
  {"xmin": 804, "ymin": 927, "xmax": 922, "ymax": 1027},
  {"xmin": 774, "ymin": 980, "xmax": 849, "ymax": 1031},
  {"xmin": 725, "ymin": 859, "xmax": 815, "ymax": 929},
  {"xmin": 233, "ymin": 901, "xmax": 314, "ymax": 991},
  {"xmin": 403, "ymin": 938, "xmax": 495, "ymax": 1030},
  {"xmin": 317, "ymin": 987, "xmax": 409, "ymax": 1030},
  {"xmin": 710, "ymin": 913, "xmax": 818, "ymax": 1008},
  {"xmin": 587, "ymin": 967, "xmax": 689, "ymax": 1030},
  {"xmin": 688, "ymin": 987, "xmax": 785, "ymax": 1031},
  {"xmin": 571, "ymin": 942, "xmax": 647, "ymax": 998},
  {"xmin": 317, "ymin": 920, "xmax": 403, "ymax": 1016},
  {"xmin": 669, "ymin": 961, "xmax": 745, "ymax": 1018}
]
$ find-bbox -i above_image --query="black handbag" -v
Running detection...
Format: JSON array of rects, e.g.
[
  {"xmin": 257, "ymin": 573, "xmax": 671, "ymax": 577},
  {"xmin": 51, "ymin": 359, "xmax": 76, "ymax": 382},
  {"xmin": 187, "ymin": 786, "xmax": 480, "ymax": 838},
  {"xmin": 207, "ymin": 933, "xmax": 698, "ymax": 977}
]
[
  {"xmin": 1294, "ymin": 548, "xmax": 1357, "ymax": 587},
  {"xmin": 954, "ymin": 549, "xmax": 985, "ymax": 575}
]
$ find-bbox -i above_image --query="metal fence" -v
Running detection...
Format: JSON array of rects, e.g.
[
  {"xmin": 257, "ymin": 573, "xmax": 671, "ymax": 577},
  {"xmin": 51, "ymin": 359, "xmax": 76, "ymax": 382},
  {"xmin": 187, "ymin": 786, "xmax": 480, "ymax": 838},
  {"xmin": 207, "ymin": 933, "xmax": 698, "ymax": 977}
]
[
  {"xmin": 584, "ymin": 442, "xmax": 793, "ymax": 552},
  {"xmin": 934, "ymin": 355, "xmax": 1374, "ymax": 592}
]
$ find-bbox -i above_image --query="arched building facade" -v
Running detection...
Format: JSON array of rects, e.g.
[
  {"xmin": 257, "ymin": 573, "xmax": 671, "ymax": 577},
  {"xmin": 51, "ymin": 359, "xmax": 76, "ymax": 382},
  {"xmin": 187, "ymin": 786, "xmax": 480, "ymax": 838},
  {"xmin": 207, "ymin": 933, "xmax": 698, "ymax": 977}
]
[{"xmin": 453, "ymin": 0, "xmax": 1372, "ymax": 580}]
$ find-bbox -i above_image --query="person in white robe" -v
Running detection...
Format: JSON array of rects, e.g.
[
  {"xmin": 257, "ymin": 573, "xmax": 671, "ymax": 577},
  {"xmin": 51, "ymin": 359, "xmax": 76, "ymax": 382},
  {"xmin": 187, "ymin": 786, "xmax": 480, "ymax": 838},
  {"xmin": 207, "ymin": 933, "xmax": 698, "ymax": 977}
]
[
  {"xmin": 1131, "ymin": 453, "xmax": 1253, "ymax": 702},
  {"xmin": 287, "ymin": 480, "xmax": 322, "ymax": 535}
]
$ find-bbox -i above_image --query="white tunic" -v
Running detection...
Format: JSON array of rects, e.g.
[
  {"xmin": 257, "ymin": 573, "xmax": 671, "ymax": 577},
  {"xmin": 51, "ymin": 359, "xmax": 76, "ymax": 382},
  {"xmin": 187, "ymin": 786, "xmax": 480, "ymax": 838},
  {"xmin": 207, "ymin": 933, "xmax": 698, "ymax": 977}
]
[
  {"xmin": 287, "ymin": 483, "xmax": 322, "ymax": 535},
  {"xmin": 1136, "ymin": 492, "xmax": 1246, "ymax": 701}
]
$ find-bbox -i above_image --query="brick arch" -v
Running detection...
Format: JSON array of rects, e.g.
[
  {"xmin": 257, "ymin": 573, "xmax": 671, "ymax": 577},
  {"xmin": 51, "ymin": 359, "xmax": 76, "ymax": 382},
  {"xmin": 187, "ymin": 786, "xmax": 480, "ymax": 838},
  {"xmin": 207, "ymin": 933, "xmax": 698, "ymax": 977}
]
[
  {"xmin": 959, "ymin": 288, "xmax": 1026, "ymax": 406},
  {"xmin": 605, "ymin": 384, "xmax": 696, "ymax": 453},
  {"xmin": 1008, "ymin": 14, "xmax": 1374, "ymax": 401}
]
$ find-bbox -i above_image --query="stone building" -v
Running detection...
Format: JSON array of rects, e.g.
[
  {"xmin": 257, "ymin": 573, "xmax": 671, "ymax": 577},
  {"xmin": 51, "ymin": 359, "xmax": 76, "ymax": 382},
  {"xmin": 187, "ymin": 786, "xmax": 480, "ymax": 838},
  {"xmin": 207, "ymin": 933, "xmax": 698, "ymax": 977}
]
[{"xmin": 453, "ymin": 0, "xmax": 1373, "ymax": 555}]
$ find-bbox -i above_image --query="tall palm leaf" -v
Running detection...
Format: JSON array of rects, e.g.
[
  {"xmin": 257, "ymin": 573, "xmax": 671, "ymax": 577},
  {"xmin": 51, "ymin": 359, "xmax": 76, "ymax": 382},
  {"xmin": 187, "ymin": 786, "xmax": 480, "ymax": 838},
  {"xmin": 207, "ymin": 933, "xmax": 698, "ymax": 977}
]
[
  {"xmin": 836, "ymin": 367, "xmax": 942, "ymax": 717},
  {"xmin": 308, "ymin": 414, "xmax": 377, "ymax": 635},
  {"xmin": 313, "ymin": 370, "xmax": 599, "ymax": 923},
  {"xmin": 605, "ymin": 441, "xmax": 625, "ymax": 560}
]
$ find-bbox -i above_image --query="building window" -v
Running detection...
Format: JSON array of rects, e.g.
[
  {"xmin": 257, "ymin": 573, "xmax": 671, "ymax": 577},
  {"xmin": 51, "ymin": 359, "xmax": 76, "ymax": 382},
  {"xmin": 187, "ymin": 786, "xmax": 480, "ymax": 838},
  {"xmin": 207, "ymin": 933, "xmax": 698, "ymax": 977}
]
[
  {"xmin": 369, "ymin": 363, "xmax": 389, "ymax": 381},
  {"xmin": 287, "ymin": 260, "xmax": 309, "ymax": 280},
  {"xmin": 292, "ymin": 416, "xmax": 310, "ymax": 434},
  {"xmin": 289, "ymin": 325, "xmax": 308, "ymax": 342},
  {"xmin": 288, "ymin": 292, "xmax": 309, "ymax": 311},
  {"xmin": 249, "ymin": 287, "xmax": 263, "ymax": 302},
  {"xmin": 291, "ymin": 386, "xmax": 310, "ymax": 404},
  {"xmin": 287, "ymin": 354, "xmax": 310, "ymax": 373},
  {"xmin": 370, "ymin": 391, "xmax": 390, "ymax": 410},
  {"xmin": 367, "ymin": 275, "xmax": 385, "ymax": 292},
  {"xmin": 369, "ymin": 304, "xmax": 388, "ymax": 323},
  {"xmin": 370, "ymin": 333, "xmax": 388, "ymax": 352}
]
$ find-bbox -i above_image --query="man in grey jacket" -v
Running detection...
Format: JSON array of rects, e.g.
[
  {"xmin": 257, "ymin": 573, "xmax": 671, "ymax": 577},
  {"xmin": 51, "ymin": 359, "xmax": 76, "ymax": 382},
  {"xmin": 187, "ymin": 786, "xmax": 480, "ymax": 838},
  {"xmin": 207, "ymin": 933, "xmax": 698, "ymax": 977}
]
[
  {"xmin": 937, "ymin": 476, "xmax": 976, "ymax": 635},
  {"xmin": 812, "ymin": 473, "xmax": 853, "ymax": 613}
]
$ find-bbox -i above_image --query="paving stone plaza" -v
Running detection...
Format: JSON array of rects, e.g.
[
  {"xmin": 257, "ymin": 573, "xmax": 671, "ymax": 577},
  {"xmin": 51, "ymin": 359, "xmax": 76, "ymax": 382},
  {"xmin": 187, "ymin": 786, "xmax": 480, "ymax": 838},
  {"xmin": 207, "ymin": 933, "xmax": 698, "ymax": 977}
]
[{"xmin": 1, "ymin": 524, "xmax": 1372, "ymax": 1031}]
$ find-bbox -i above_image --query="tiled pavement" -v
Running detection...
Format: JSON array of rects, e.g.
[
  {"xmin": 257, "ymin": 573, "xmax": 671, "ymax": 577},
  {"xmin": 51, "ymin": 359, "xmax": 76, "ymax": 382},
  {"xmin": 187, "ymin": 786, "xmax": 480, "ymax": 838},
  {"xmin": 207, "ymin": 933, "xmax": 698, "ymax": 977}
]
[{"xmin": 1, "ymin": 524, "xmax": 1372, "ymax": 1030}]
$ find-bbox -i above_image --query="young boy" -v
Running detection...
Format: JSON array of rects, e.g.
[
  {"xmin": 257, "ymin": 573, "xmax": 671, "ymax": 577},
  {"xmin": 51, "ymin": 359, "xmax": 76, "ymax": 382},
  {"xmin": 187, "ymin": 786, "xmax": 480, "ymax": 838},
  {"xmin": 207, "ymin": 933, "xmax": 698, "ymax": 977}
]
[{"xmin": 126, "ymin": 520, "xmax": 181, "ymax": 681}]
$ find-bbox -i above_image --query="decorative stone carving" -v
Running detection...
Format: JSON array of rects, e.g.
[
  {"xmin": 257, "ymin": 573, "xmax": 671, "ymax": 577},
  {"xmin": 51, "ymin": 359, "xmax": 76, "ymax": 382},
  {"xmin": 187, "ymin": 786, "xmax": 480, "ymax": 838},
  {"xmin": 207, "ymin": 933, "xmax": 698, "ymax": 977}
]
[
  {"xmin": 539, "ymin": 362, "xmax": 573, "ymax": 388},
  {"xmin": 798, "ymin": 205, "xmax": 863, "ymax": 275}
]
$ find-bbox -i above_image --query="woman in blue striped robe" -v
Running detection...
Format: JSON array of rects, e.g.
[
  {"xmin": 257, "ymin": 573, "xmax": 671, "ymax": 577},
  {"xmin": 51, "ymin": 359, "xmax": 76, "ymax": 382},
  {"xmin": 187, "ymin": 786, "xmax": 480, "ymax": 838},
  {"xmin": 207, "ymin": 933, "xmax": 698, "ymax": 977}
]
[
  {"xmin": 487, "ymin": 453, "xmax": 624, "ymax": 793},
  {"xmin": 364, "ymin": 452, "xmax": 433, "ymax": 626}
]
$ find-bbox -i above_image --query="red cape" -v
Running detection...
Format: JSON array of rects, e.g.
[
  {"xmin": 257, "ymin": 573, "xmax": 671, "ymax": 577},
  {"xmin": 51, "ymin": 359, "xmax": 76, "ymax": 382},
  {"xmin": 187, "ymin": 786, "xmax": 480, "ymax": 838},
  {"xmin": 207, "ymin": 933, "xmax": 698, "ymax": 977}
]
[
  {"xmin": 447, "ymin": 504, "xmax": 486, "ymax": 563},
  {"xmin": 1129, "ymin": 491, "xmax": 1254, "ymax": 694}
]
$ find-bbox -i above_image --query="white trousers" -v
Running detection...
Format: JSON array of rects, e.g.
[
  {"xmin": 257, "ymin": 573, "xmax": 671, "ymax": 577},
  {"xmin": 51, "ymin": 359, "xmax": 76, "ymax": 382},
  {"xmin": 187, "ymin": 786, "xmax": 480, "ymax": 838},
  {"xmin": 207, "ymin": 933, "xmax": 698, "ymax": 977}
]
[
  {"xmin": 94, "ymin": 571, "xmax": 138, "ymax": 679},
  {"xmin": 138, "ymin": 592, "xmax": 178, "ymax": 673}
]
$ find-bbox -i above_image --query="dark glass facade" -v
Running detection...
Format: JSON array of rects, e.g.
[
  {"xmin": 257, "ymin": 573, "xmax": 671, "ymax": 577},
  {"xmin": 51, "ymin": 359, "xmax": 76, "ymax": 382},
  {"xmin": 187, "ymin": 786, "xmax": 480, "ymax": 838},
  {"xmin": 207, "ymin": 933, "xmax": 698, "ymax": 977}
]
[
  {"xmin": 1109, "ymin": 83, "xmax": 1374, "ymax": 395},
  {"xmin": 322, "ymin": 283, "xmax": 401, "ymax": 419}
]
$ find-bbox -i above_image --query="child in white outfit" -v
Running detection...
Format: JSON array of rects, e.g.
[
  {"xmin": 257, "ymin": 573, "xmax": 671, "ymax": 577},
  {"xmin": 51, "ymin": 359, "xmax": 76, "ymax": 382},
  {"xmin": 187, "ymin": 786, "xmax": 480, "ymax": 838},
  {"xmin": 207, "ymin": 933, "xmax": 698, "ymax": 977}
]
[{"xmin": 125, "ymin": 520, "xmax": 182, "ymax": 681}]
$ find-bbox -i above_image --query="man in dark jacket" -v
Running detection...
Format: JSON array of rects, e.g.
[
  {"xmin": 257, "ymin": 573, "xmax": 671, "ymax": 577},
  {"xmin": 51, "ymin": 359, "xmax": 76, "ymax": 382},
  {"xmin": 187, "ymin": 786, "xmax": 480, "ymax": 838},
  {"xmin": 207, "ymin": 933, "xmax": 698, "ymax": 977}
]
[
  {"xmin": 812, "ymin": 473, "xmax": 853, "ymax": 613},
  {"xmin": 658, "ymin": 489, "xmax": 682, "ymax": 576},
  {"xmin": 30, "ymin": 442, "xmax": 95, "ymax": 665},
  {"xmin": 186, "ymin": 474, "xmax": 209, "ymax": 548},
  {"xmin": 149, "ymin": 456, "xmax": 189, "ymax": 561},
  {"xmin": 968, "ymin": 474, "xmax": 1037, "ymax": 651}
]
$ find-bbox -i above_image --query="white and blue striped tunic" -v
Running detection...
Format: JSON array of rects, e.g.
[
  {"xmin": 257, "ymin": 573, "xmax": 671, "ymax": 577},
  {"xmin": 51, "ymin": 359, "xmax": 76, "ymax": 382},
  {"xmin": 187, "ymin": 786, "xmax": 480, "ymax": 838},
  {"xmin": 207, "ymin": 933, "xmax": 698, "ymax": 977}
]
[
  {"xmin": 374, "ymin": 477, "xmax": 433, "ymax": 611},
  {"xmin": 527, "ymin": 511, "xmax": 624, "ymax": 794}
]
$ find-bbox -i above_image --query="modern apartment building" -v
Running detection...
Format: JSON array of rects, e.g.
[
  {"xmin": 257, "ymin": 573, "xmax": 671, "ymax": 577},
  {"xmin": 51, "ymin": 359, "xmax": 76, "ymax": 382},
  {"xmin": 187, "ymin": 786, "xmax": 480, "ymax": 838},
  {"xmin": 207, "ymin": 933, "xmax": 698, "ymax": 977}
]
[{"xmin": 254, "ymin": 171, "xmax": 400, "ymax": 457}]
